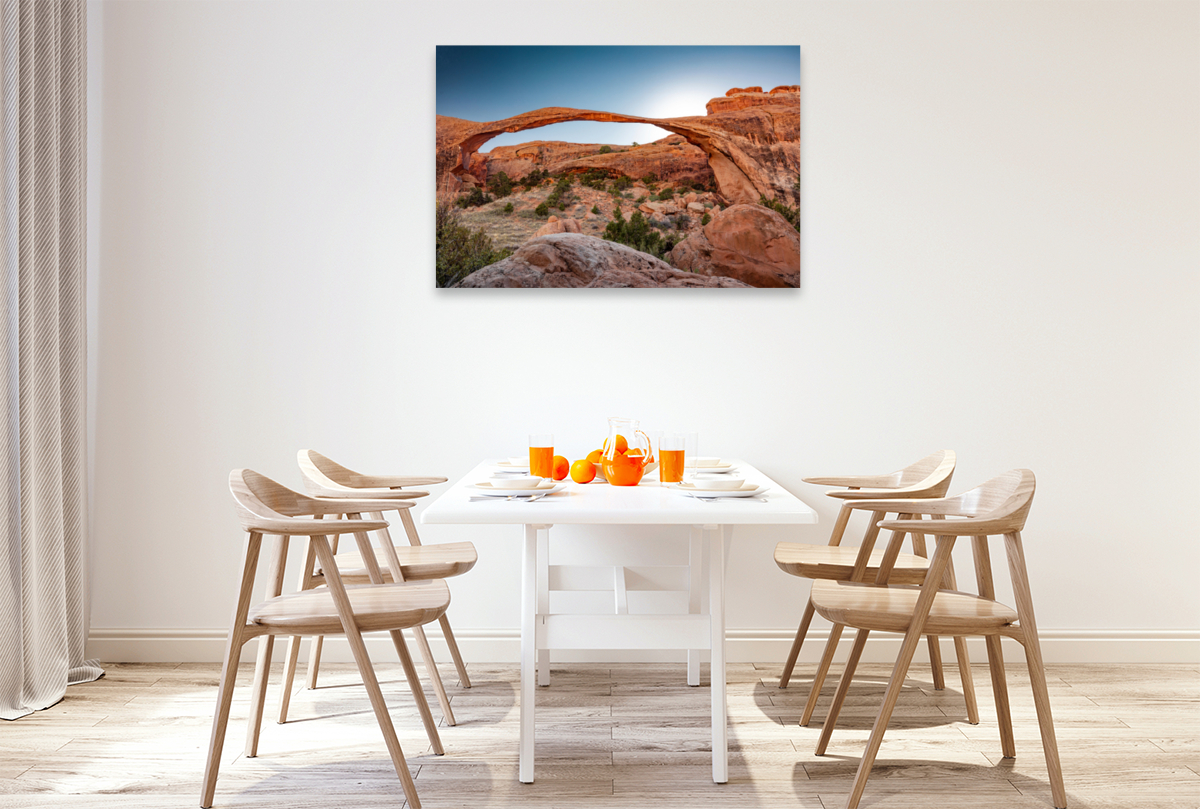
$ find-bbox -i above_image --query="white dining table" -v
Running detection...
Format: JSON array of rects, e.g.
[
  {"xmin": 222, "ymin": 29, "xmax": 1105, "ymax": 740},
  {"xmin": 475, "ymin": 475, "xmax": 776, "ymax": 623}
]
[{"xmin": 420, "ymin": 459, "xmax": 818, "ymax": 784}]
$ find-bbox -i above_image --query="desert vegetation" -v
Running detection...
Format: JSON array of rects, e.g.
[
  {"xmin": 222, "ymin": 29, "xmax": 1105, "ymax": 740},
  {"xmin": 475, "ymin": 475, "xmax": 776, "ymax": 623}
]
[{"xmin": 436, "ymin": 198, "xmax": 513, "ymax": 287}]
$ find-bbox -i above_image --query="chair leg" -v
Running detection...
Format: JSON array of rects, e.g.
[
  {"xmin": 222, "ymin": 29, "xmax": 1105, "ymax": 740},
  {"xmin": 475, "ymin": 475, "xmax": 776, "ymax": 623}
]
[
  {"xmin": 312, "ymin": 535, "xmax": 424, "ymax": 808},
  {"xmin": 925, "ymin": 635, "xmax": 946, "ymax": 690},
  {"xmin": 201, "ymin": 533, "xmax": 262, "ymax": 809},
  {"xmin": 779, "ymin": 597, "xmax": 816, "ymax": 689},
  {"xmin": 953, "ymin": 635, "xmax": 979, "ymax": 724},
  {"xmin": 985, "ymin": 634, "xmax": 1015, "ymax": 756},
  {"xmin": 412, "ymin": 623, "xmax": 457, "ymax": 726},
  {"xmin": 1006, "ymin": 532, "xmax": 1067, "ymax": 809},
  {"xmin": 244, "ymin": 534, "xmax": 288, "ymax": 757},
  {"xmin": 305, "ymin": 635, "xmax": 325, "ymax": 689},
  {"xmin": 815, "ymin": 628, "xmax": 870, "ymax": 755},
  {"xmin": 200, "ymin": 631, "xmax": 248, "ymax": 808},
  {"xmin": 842, "ymin": 625, "xmax": 924, "ymax": 809},
  {"xmin": 801, "ymin": 622, "xmax": 843, "ymax": 726},
  {"xmin": 439, "ymin": 613, "xmax": 471, "ymax": 688},
  {"xmin": 244, "ymin": 635, "xmax": 275, "ymax": 757},
  {"xmin": 840, "ymin": 536, "xmax": 957, "ymax": 809},
  {"xmin": 389, "ymin": 628, "xmax": 445, "ymax": 756},
  {"xmin": 277, "ymin": 634, "xmax": 303, "ymax": 723}
]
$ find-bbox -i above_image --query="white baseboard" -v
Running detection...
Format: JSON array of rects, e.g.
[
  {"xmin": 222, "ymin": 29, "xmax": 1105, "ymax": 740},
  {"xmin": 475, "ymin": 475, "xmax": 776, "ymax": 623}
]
[{"xmin": 87, "ymin": 626, "xmax": 1200, "ymax": 665}]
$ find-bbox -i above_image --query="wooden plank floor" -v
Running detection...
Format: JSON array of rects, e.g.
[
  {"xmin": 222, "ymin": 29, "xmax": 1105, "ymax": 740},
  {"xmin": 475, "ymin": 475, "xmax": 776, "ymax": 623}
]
[{"xmin": 1, "ymin": 660, "xmax": 1197, "ymax": 808}]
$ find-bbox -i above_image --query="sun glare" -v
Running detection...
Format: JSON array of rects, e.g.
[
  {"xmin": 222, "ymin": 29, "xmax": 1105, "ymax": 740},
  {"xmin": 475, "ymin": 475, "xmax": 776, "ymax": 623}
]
[{"xmin": 643, "ymin": 88, "xmax": 712, "ymax": 119}]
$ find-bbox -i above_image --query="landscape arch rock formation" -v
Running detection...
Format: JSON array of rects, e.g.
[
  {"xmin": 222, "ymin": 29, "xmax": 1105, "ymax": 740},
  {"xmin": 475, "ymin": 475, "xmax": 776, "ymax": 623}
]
[{"xmin": 436, "ymin": 87, "xmax": 800, "ymax": 207}]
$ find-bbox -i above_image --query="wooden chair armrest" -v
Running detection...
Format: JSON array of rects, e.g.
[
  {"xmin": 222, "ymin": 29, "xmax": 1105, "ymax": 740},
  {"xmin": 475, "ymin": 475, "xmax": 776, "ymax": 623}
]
[
  {"xmin": 841, "ymin": 496, "xmax": 957, "ymax": 514},
  {"xmin": 877, "ymin": 516, "xmax": 1007, "ymax": 536},
  {"xmin": 308, "ymin": 497, "xmax": 416, "ymax": 516},
  {"xmin": 803, "ymin": 474, "xmax": 898, "ymax": 488},
  {"xmin": 249, "ymin": 517, "xmax": 389, "ymax": 536},
  {"xmin": 829, "ymin": 486, "xmax": 941, "ymax": 501},
  {"xmin": 357, "ymin": 474, "xmax": 447, "ymax": 488},
  {"xmin": 309, "ymin": 488, "xmax": 429, "ymax": 500}
]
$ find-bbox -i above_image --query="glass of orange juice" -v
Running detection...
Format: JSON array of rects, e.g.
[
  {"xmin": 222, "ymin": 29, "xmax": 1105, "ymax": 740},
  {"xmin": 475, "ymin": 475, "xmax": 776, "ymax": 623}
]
[
  {"xmin": 529, "ymin": 433, "xmax": 554, "ymax": 478},
  {"xmin": 658, "ymin": 432, "xmax": 686, "ymax": 483}
]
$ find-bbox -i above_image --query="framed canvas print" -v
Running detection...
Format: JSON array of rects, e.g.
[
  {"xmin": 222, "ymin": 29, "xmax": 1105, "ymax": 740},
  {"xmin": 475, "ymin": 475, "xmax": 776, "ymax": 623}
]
[{"xmin": 436, "ymin": 46, "xmax": 800, "ymax": 289}]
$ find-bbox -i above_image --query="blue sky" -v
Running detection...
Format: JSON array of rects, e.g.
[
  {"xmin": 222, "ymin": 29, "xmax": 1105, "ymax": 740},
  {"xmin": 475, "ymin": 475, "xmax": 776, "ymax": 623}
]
[{"xmin": 437, "ymin": 46, "xmax": 800, "ymax": 150}]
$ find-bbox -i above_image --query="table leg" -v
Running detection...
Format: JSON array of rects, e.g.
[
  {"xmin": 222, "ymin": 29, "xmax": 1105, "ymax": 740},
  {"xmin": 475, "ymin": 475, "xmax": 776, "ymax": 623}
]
[
  {"xmin": 537, "ymin": 526, "xmax": 550, "ymax": 687},
  {"xmin": 688, "ymin": 527, "xmax": 703, "ymax": 687},
  {"xmin": 520, "ymin": 524, "xmax": 539, "ymax": 783},
  {"xmin": 710, "ymin": 524, "xmax": 730, "ymax": 784}
]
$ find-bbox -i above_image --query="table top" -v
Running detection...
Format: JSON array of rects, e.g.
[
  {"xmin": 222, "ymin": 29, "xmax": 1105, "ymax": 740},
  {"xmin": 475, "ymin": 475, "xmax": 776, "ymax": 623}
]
[{"xmin": 420, "ymin": 459, "xmax": 819, "ymax": 526}]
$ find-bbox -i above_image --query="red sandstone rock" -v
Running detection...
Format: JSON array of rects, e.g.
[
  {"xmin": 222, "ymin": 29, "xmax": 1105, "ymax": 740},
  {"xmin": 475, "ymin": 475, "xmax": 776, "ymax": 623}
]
[
  {"xmin": 668, "ymin": 204, "xmax": 800, "ymax": 288},
  {"xmin": 533, "ymin": 217, "xmax": 581, "ymax": 238},
  {"xmin": 454, "ymin": 233, "xmax": 752, "ymax": 288},
  {"xmin": 434, "ymin": 85, "xmax": 800, "ymax": 210}
]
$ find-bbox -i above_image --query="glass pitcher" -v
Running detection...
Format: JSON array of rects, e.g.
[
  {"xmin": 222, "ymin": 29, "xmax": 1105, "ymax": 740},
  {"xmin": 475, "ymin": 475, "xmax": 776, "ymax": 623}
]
[{"xmin": 602, "ymin": 416, "xmax": 655, "ymax": 486}]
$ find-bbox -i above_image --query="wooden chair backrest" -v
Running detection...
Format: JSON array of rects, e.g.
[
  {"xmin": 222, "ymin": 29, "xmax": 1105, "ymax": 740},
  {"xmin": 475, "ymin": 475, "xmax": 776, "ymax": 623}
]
[
  {"xmin": 299, "ymin": 450, "xmax": 373, "ymax": 490},
  {"xmin": 895, "ymin": 450, "xmax": 957, "ymax": 489}
]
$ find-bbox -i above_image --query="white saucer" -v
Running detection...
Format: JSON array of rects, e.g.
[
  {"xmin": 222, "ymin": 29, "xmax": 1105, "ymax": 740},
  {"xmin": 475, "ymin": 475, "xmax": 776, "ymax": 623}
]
[
  {"xmin": 689, "ymin": 465, "xmax": 737, "ymax": 475},
  {"xmin": 472, "ymin": 480, "xmax": 563, "ymax": 496},
  {"xmin": 674, "ymin": 482, "xmax": 767, "ymax": 498},
  {"xmin": 495, "ymin": 460, "xmax": 530, "ymax": 471},
  {"xmin": 686, "ymin": 459, "xmax": 733, "ymax": 471}
]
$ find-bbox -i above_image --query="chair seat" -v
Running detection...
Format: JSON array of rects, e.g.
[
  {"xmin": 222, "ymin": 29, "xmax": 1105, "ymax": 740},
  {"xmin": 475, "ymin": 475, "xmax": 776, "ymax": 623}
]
[
  {"xmin": 249, "ymin": 580, "xmax": 451, "ymax": 635},
  {"xmin": 774, "ymin": 542, "xmax": 931, "ymax": 585},
  {"xmin": 810, "ymin": 580, "xmax": 1018, "ymax": 636},
  {"xmin": 318, "ymin": 541, "xmax": 477, "ymax": 583}
]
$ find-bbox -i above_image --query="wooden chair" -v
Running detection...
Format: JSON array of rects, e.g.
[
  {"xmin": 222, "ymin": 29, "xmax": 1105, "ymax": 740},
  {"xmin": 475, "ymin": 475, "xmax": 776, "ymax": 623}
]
[
  {"xmin": 274, "ymin": 450, "xmax": 475, "ymax": 728},
  {"xmin": 775, "ymin": 450, "xmax": 978, "ymax": 727},
  {"xmin": 809, "ymin": 469, "xmax": 1066, "ymax": 809},
  {"xmin": 203, "ymin": 469, "xmax": 450, "ymax": 809}
]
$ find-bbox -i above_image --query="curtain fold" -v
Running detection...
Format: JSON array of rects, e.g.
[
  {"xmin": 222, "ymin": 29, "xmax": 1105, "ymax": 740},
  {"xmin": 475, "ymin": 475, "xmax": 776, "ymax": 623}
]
[{"xmin": 0, "ymin": 0, "xmax": 98, "ymax": 721}]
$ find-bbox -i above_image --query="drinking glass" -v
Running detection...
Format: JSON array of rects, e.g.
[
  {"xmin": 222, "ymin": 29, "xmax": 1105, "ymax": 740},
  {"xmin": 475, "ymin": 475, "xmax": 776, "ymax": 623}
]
[
  {"xmin": 529, "ymin": 433, "xmax": 554, "ymax": 478},
  {"xmin": 658, "ymin": 432, "xmax": 686, "ymax": 483}
]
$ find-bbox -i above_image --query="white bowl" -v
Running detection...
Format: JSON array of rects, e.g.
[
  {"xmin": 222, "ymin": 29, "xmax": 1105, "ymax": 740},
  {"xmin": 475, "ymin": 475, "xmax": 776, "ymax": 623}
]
[
  {"xmin": 498, "ymin": 476, "xmax": 543, "ymax": 489},
  {"xmin": 691, "ymin": 476, "xmax": 745, "ymax": 491}
]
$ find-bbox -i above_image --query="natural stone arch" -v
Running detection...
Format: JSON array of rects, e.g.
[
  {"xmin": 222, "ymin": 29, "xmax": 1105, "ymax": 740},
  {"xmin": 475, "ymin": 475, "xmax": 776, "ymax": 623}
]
[{"xmin": 446, "ymin": 107, "xmax": 762, "ymax": 205}]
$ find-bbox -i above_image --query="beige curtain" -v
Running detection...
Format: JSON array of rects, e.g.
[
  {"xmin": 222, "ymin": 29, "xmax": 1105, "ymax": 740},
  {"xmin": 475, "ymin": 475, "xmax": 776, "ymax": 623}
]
[{"xmin": 0, "ymin": 0, "xmax": 98, "ymax": 721}]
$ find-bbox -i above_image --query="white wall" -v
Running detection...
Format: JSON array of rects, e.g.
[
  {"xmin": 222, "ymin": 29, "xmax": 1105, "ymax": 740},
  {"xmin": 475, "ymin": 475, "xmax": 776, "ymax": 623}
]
[{"xmin": 87, "ymin": 0, "xmax": 1200, "ymax": 663}]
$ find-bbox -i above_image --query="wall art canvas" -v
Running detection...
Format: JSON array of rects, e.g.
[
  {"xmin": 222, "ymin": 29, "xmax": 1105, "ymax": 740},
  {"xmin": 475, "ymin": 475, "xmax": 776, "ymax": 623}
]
[{"xmin": 436, "ymin": 46, "xmax": 800, "ymax": 289}]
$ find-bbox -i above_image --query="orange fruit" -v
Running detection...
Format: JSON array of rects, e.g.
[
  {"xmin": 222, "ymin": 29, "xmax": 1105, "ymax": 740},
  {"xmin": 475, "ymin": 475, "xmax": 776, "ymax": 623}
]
[
  {"xmin": 602, "ymin": 435, "xmax": 629, "ymax": 455},
  {"xmin": 602, "ymin": 453, "xmax": 644, "ymax": 486},
  {"xmin": 551, "ymin": 455, "xmax": 569, "ymax": 481},
  {"xmin": 586, "ymin": 448, "xmax": 603, "ymax": 464},
  {"xmin": 626, "ymin": 448, "xmax": 644, "ymax": 456},
  {"xmin": 570, "ymin": 459, "xmax": 597, "ymax": 484}
]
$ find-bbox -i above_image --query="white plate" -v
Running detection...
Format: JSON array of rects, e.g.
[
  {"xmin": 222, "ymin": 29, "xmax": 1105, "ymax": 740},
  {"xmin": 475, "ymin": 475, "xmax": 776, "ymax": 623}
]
[
  {"xmin": 472, "ymin": 480, "xmax": 563, "ymax": 496},
  {"xmin": 686, "ymin": 458, "xmax": 733, "ymax": 471},
  {"xmin": 673, "ymin": 483, "xmax": 768, "ymax": 499},
  {"xmin": 495, "ymin": 460, "xmax": 529, "ymax": 471},
  {"xmin": 688, "ymin": 465, "xmax": 737, "ymax": 475}
]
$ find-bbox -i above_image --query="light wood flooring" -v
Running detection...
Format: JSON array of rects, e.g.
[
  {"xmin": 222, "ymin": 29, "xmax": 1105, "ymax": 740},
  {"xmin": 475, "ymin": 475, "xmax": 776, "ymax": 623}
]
[{"xmin": 1, "ymin": 660, "xmax": 1197, "ymax": 808}]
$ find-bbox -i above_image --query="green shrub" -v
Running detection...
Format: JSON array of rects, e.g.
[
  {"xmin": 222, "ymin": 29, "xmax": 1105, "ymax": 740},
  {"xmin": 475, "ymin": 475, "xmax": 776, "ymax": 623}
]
[
  {"xmin": 503, "ymin": 202, "xmax": 514, "ymax": 214},
  {"xmin": 519, "ymin": 168, "xmax": 549, "ymax": 189},
  {"xmin": 635, "ymin": 195, "xmax": 647, "ymax": 205},
  {"xmin": 579, "ymin": 169, "xmax": 608, "ymax": 191},
  {"xmin": 640, "ymin": 172, "xmax": 657, "ymax": 184},
  {"xmin": 671, "ymin": 214, "xmax": 690, "ymax": 230},
  {"xmin": 603, "ymin": 208, "xmax": 669, "ymax": 260},
  {"xmin": 545, "ymin": 175, "xmax": 573, "ymax": 211},
  {"xmin": 591, "ymin": 205, "xmax": 601, "ymax": 215},
  {"xmin": 598, "ymin": 145, "xmax": 612, "ymax": 154},
  {"xmin": 534, "ymin": 202, "xmax": 549, "ymax": 217},
  {"xmin": 436, "ymin": 200, "xmax": 513, "ymax": 287},
  {"xmin": 656, "ymin": 187, "xmax": 674, "ymax": 201},
  {"xmin": 758, "ymin": 195, "xmax": 800, "ymax": 232},
  {"xmin": 455, "ymin": 186, "xmax": 493, "ymax": 208},
  {"xmin": 612, "ymin": 176, "xmax": 633, "ymax": 193},
  {"xmin": 700, "ymin": 213, "xmax": 711, "ymax": 226},
  {"xmin": 487, "ymin": 171, "xmax": 513, "ymax": 198}
]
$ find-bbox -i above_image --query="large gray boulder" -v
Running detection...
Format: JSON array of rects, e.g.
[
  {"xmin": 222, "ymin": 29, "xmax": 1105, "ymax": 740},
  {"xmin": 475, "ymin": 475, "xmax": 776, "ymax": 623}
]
[{"xmin": 454, "ymin": 233, "xmax": 752, "ymax": 288}]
